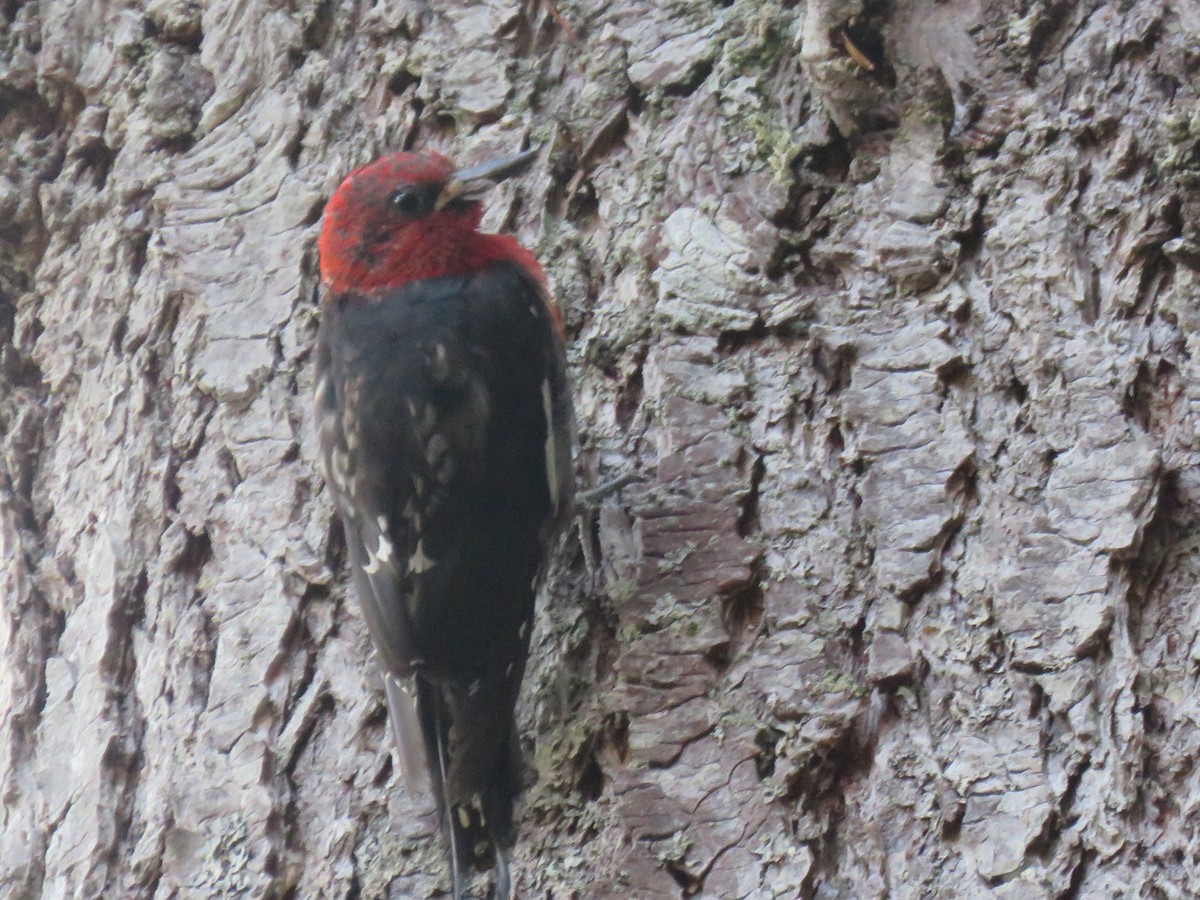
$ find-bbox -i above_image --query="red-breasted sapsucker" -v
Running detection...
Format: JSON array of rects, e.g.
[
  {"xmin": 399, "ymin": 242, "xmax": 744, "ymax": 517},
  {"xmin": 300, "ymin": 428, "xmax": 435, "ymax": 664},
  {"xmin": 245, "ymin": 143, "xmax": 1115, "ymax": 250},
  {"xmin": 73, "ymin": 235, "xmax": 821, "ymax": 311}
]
[{"xmin": 314, "ymin": 149, "xmax": 574, "ymax": 900}]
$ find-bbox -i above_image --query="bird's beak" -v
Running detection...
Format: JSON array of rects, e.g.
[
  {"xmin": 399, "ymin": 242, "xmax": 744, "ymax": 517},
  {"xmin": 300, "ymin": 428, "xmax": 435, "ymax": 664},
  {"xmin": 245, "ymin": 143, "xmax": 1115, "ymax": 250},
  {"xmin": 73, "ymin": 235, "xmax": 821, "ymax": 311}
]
[{"xmin": 434, "ymin": 149, "xmax": 539, "ymax": 211}]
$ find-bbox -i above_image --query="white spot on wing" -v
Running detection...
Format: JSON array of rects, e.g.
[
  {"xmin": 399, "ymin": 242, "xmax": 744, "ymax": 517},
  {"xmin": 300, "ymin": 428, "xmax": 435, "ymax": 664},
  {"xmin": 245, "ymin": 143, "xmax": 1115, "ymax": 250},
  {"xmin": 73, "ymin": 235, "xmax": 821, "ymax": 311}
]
[
  {"xmin": 332, "ymin": 448, "xmax": 349, "ymax": 477},
  {"xmin": 428, "ymin": 343, "xmax": 452, "ymax": 383},
  {"xmin": 409, "ymin": 539, "xmax": 435, "ymax": 573},
  {"xmin": 518, "ymin": 620, "xmax": 528, "ymax": 641},
  {"xmin": 376, "ymin": 534, "xmax": 393, "ymax": 563},
  {"xmin": 362, "ymin": 545, "xmax": 380, "ymax": 575},
  {"xmin": 542, "ymin": 379, "xmax": 560, "ymax": 509},
  {"xmin": 408, "ymin": 397, "xmax": 435, "ymax": 436},
  {"xmin": 425, "ymin": 433, "xmax": 448, "ymax": 465},
  {"xmin": 331, "ymin": 449, "xmax": 354, "ymax": 500}
]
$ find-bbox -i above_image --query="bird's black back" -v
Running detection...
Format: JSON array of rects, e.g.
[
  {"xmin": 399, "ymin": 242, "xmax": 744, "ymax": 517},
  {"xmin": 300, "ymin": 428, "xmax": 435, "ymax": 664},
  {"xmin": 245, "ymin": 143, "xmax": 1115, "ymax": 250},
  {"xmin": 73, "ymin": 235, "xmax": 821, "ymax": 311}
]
[{"xmin": 315, "ymin": 259, "xmax": 574, "ymax": 890}]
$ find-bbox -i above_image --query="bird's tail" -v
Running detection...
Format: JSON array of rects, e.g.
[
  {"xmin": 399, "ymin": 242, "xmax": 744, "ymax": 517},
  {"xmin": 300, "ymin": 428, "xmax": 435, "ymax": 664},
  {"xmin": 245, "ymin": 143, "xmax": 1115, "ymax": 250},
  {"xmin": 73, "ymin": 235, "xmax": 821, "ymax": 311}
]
[{"xmin": 417, "ymin": 677, "xmax": 520, "ymax": 900}]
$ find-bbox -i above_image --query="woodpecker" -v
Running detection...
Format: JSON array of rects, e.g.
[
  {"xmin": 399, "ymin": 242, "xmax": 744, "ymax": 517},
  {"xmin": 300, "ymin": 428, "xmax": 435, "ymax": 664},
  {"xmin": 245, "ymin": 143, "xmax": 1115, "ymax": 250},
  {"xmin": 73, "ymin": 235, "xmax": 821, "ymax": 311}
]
[{"xmin": 314, "ymin": 148, "xmax": 574, "ymax": 899}]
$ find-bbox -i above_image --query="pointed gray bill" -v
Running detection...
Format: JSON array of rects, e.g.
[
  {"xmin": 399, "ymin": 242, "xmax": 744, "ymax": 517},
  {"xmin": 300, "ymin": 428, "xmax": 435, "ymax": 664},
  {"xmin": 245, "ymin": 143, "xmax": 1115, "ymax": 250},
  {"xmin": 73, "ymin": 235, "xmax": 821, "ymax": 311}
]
[{"xmin": 435, "ymin": 148, "xmax": 539, "ymax": 210}]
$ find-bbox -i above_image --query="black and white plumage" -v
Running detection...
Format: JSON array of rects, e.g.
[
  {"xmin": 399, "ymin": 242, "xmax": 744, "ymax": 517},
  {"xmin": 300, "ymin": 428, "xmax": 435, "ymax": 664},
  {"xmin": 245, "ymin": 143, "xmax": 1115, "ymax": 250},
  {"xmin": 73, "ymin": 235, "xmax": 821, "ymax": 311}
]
[{"xmin": 315, "ymin": 258, "xmax": 574, "ymax": 898}]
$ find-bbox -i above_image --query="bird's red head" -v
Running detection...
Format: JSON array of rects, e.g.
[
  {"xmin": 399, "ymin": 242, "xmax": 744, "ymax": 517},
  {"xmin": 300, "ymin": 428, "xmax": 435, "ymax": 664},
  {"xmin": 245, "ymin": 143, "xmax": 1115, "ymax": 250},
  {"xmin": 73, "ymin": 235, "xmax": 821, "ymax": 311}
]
[{"xmin": 319, "ymin": 150, "xmax": 545, "ymax": 296}]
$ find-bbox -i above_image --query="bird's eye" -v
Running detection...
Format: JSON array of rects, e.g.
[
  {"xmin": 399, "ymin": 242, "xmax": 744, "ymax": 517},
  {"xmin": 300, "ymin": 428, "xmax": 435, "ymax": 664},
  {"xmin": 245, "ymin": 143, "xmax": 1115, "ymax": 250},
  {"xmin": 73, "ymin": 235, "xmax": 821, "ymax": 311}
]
[{"xmin": 390, "ymin": 189, "xmax": 425, "ymax": 217}]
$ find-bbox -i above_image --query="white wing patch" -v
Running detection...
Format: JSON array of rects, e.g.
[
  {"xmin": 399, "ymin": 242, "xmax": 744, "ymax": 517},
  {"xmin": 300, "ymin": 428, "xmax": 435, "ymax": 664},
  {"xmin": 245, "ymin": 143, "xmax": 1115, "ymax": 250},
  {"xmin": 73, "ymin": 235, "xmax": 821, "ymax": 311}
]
[
  {"xmin": 361, "ymin": 526, "xmax": 394, "ymax": 574},
  {"xmin": 541, "ymin": 378, "xmax": 560, "ymax": 509},
  {"xmin": 376, "ymin": 534, "xmax": 393, "ymax": 563},
  {"xmin": 409, "ymin": 539, "xmax": 435, "ymax": 573}
]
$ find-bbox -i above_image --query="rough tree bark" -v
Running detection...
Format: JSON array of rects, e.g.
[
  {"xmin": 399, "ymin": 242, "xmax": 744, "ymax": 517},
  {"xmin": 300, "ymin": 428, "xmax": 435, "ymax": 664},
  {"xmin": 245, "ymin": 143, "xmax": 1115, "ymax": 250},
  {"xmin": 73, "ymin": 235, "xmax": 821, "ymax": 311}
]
[{"xmin": 2, "ymin": 0, "xmax": 1198, "ymax": 897}]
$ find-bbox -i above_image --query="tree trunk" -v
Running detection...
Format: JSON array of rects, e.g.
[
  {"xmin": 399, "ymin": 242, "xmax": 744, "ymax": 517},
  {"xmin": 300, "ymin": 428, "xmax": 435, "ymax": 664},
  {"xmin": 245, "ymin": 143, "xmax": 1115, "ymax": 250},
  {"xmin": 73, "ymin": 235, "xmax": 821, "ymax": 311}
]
[{"xmin": 3, "ymin": 0, "xmax": 1197, "ymax": 896}]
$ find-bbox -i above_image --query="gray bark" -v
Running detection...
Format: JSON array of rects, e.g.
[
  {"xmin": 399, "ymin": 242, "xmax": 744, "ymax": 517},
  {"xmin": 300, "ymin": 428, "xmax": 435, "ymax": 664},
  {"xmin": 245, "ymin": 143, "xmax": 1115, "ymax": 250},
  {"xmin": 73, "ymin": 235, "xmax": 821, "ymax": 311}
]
[{"xmin": 2, "ymin": 0, "xmax": 1198, "ymax": 897}]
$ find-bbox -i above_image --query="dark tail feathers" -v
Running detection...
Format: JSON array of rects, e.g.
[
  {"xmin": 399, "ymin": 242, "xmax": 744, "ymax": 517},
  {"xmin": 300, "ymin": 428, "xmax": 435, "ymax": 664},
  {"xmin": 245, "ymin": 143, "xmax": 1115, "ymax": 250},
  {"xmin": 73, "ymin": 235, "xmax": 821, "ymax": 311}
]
[{"xmin": 417, "ymin": 677, "xmax": 520, "ymax": 899}]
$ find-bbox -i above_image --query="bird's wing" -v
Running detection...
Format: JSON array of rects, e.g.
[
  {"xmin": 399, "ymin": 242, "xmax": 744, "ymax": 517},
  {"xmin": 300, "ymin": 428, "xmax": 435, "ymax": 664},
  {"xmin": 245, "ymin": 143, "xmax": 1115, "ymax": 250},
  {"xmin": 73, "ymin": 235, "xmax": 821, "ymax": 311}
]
[
  {"xmin": 383, "ymin": 671, "xmax": 432, "ymax": 794},
  {"xmin": 316, "ymin": 263, "xmax": 572, "ymax": 818},
  {"xmin": 316, "ymin": 340, "xmax": 440, "ymax": 791}
]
